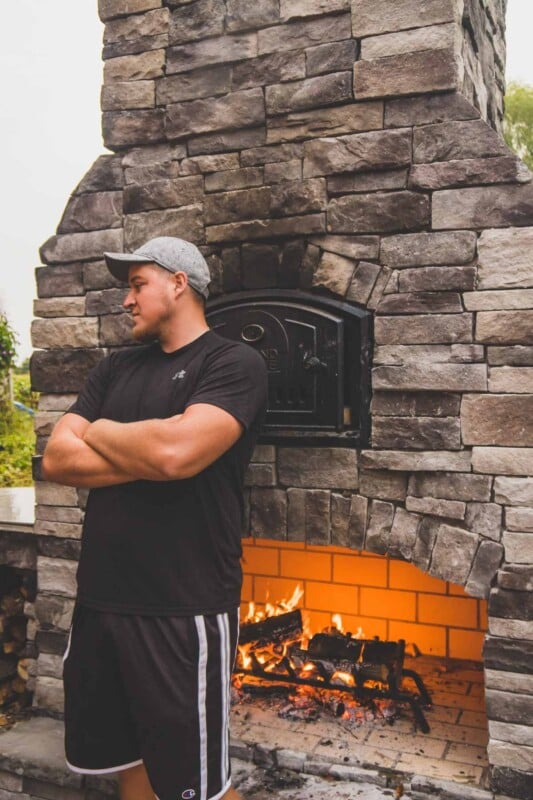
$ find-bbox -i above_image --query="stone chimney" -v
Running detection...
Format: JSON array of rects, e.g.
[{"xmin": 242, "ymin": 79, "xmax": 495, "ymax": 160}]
[{"xmin": 31, "ymin": 2, "xmax": 533, "ymax": 798}]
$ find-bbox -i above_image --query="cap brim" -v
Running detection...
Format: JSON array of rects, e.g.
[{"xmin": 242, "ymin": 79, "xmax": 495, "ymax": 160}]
[{"xmin": 103, "ymin": 252, "xmax": 155, "ymax": 283}]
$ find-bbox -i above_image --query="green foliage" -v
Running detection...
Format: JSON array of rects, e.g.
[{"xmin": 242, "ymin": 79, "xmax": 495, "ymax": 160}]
[
  {"xmin": 0, "ymin": 313, "xmax": 18, "ymax": 374},
  {"xmin": 504, "ymin": 81, "xmax": 533, "ymax": 170},
  {"xmin": 12, "ymin": 373, "xmax": 39, "ymax": 411},
  {"xmin": 0, "ymin": 372, "xmax": 36, "ymax": 487}
]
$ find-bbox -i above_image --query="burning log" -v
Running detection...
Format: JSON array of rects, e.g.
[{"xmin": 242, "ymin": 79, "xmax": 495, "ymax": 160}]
[{"xmin": 238, "ymin": 609, "xmax": 303, "ymax": 646}]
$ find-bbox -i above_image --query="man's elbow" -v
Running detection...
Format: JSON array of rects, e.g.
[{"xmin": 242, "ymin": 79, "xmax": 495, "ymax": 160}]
[
  {"xmin": 41, "ymin": 451, "xmax": 61, "ymax": 482},
  {"xmin": 158, "ymin": 448, "xmax": 203, "ymax": 481}
]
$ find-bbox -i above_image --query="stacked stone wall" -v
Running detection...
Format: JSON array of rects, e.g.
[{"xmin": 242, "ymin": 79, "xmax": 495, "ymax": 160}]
[{"xmin": 28, "ymin": 1, "xmax": 533, "ymax": 797}]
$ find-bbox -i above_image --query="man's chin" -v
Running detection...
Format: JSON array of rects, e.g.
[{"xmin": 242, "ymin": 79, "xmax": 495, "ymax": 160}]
[{"xmin": 132, "ymin": 325, "xmax": 157, "ymax": 343}]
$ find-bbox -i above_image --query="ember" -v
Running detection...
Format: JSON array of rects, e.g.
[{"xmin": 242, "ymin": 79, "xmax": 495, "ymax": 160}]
[{"xmin": 235, "ymin": 591, "xmax": 432, "ymax": 733}]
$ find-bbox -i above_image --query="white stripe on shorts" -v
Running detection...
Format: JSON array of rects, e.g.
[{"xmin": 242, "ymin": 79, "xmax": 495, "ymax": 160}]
[
  {"xmin": 194, "ymin": 616, "xmax": 208, "ymax": 800},
  {"xmin": 217, "ymin": 613, "xmax": 231, "ymax": 787}
]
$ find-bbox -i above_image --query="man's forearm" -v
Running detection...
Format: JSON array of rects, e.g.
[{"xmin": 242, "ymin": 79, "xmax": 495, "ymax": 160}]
[
  {"xmin": 84, "ymin": 416, "xmax": 183, "ymax": 481},
  {"xmin": 43, "ymin": 432, "xmax": 137, "ymax": 488}
]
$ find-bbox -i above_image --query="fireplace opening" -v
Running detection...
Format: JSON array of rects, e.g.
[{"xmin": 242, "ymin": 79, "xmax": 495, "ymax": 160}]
[{"xmin": 234, "ymin": 539, "xmax": 489, "ymax": 789}]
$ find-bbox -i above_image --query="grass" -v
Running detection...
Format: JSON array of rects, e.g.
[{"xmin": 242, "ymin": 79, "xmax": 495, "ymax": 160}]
[{"xmin": 0, "ymin": 372, "xmax": 37, "ymax": 488}]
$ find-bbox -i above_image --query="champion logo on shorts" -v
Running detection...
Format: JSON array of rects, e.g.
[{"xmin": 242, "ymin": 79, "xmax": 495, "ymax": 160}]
[
  {"xmin": 172, "ymin": 369, "xmax": 186, "ymax": 380},
  {"xmin": 181, "ymin": 790, "xmax": 196, "ymax": 799}
]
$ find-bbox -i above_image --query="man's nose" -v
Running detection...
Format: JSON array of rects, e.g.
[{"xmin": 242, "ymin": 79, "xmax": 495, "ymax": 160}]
[{"xmin": 123, "ymin": 290, "xmax": 135, "ymax": 309}]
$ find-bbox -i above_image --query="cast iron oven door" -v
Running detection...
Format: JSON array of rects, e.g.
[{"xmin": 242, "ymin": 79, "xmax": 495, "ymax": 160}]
[{"xmin": 206, "ymin": 290, "xmax": 371, "ymax": 447}]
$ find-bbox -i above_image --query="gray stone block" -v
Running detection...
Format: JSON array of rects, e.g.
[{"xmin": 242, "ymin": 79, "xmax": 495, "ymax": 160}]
[
  {"xmin": 265, "ymin": 179, "xmax": 327, "ymax": 217},
  {"xmin": 206, "ymin": 213, "xmax": 326, "ymax": 243},
  {"xmin": 266, "ymin": 72, "xmax": 352, "ymax": 115},
  {"xmin": 31, "ymin": 350, "xmax": 105, "ymax": 393},
  {"xmin": 232, "ymin": 52, "xmax": 306, "ymax": 91},
  {"xmin": 34, "ymin": 482, "xmax": 79, "ymax": 507},
  {"xmin": 346, "ymin": 261, "xmax": 381, "ymax": 304},
  {"xmin": 123, "ymin": 176, "xmax": 203, "ymax": 214},
  {"xmin": 465, "ymin": 502, "xmax": 503, "ymax": 540},
  {"xmin": 488, "ymin": 346, "xmax": 533, "ymax": 367},
  {"xmin": 359, "ymin": 470, "xmax": 407, "ymax": 502},
  {"xmin": 414, "ymin": 120, "xmax": 508, "ymax": 163},
  {"xmin": 306, "ymin": 39, "xmax": 357, "ymax": 77},
  {"xmin": 429, "ymin": 524, "xmax": 479, "ymax": 584},
  {"xmin": 303, "ymin": 128, "xmax": 411, "ymax": 178},
  {"xmin": 157, "ymin": 66, "xmax": 231, "ymax": 105},
  {"xmin": 498, "ymin": 566, "xmax": 533, "ymax": 592},
  {"xmin": 372, "ymin": 416, "xmax": 461, "ymax": 450},
  {"xmin": 360, "ymin": 450, "xmax": 471, "ymax": 472},
  {"xmin": 361, "ymin": 22, "xmax": 456, "ymax": 59},
  {"xmin": 226, "ymin": 0, "xmax": 279, "ymax": 32},
  {"xmin": 388, "ymin": 507, "xmax": 421, "ymax": 560},
  {"xmin": 385, "ymin": 91, "xmax": 478, "ymax": 128},
  {"xmin": 376, "ymin": 292, "xmax": 463, "ymax": 315},
  {"xmin": 99, "ymin": 0, "xmax": 161, "ymax": 21},
  {"xmin": 241, "ymin": 142, "xmax": 303, "ymax": 166},
  {"xmin": 281, "ymin": 0, "xmax": 349, "ymax": 19},
  {"xmin": 328, "ymin": 168, "xmax": 407, "ymax": 195},
  {"xmin": 180, "ymin": 152, "xmax": 240, "ymax": 175},
  {"xmin": 476, "ymin": 311, "xmax": 533, "ymax": 345},
  {"xmin": 250, "ymin": 488, "xmax": 287, "ymax": 539},
  {"xmin": 478, "ymin": 227, "xmax": 533, "ymax": 290},
  {"xmin": 461, "ymin": 395, "xmax": 533, "ymax": 447},
  {"xmin": 351, "ymin": 0, "xmax": 457, "ymax": 37},
  {"xmin": 375, "ymin": 313, "xmax": 473, "ymax": 344},
  {"xmin": 374, "ymin": 344, "xmax": 483, "ymax": 366},
  {"xmin": 101, "ymin": 80, "xmax": 155, "ymax": 111},
  {"xmin": 168, "ymin": 0, "xmax": 225, "ymax": 45},
  {"xmin": 409, "ymin": 156, "xmax": 528, "ymax": 190},
  {"xmin": 473, "ymin": 448, "xmax": 533, "ymax": 476},
  {"xmin": 205, "ymin": 167, "xmax": 264, "ymax": 193},
  {"xmin": 506, "ymin": 507, "xmax": 533, "ymax": 532},
  {"xmin": 257, "ymin": 14, "xmax": 351, "ymax": 55},
  {"xmin": 328, "ymin": 191, "xmax": 430, "ymax": 234},
  {"xmin": 465, "ymin": 289, "xmax": 533, "ymax": 311},
  {"xmin": 398, "ymin": 266, "xmax": 476, "ymax": 292},
  {"xmin": 278, "ymin": 447, "xmax": 358, "ymax": 489},
  {"xmin": 372, "ymin": 391, "xmax": 461, "ymax": 417},
  {"xmin": 31, "ymin": 318, "xmax": 99, "ymax": 350},
  {"xmin": 373, "ymin": 363, "xmax": 487, "ymax": 392},
  {"xmin": 310, "ymin": 235, "xmax": 379, "ymax": 260},
  {"xmin": 204, "ymin": 187, "xmax": 270, "ymax": 226},
  {"xmin": 38, "ymin": 557, "xmax": 78, "ymax": 598},
  {"xmin": 86, "ymin": 288, "xmax": 127, "ymax": 315},
  {"xmin": 241, "ymin": 243, "xmax": 279, "ymax": 288},
  {"xmin": 188, "ymin": 128, "xmax": 266, "ymax": 157},
  {"xmin": 103, "ymin": 49, "xmax": 165, "ymax": 81},
  {"xmin": 99, "ymin": 314, "xmax": 135, "ymax": 346},
  {"xmin": 405, "ymin": 495, "xmax": 466, "ymax": 520},
  {"xmin": 103, "ymin": 109, "xmax": 165, "ymax": 148},
  {"xmin": 433, "ymin": 183, "xmax": 533, "ymax": 230},
  {"xmin": 365, "ymin": 499, "xmax": 395, "ymax": 555},
  {"xmin": 103, "ymin": 33, "xmax": 168, "ymax": 60},
  {"xmin": 486, "ymin": 689, "xmax": 533, "ymax": 726},
  {"xmin": 167, "ymin": 33, "xmax": 257, "ymax": 74},
  {"xmin": 264, "ymin": 160, "xmax": 302, "ymax": 184},
  {"xmin": 312, "ymin": 251, "xmax": 355, "ymax": 295},
  {"xmin": 268, "ymin": 101, "xmax": 383, "ymax": 144},
  {"xmin": 104, "ymin": 7, "xmax": 169, "ymax": 42},
  {"xmin": 354, "ymin": 48, "xmax": 459, "ymax": 99},
  {"xmin": 468, "ymin": 539, "xmax": 504, "ymax": 597},
  {"xmin": 244, "ymin": 463, "xmax": 276, "ymax": 487},
  {"xmin": 124, "ymin": 204, "xmax": 204, "ymax": 249},
  {"xmin": 75, "ymin": 155, "xmax": 124, "ymax": 193},
  {"xmin": 36, "ymin": 264, "xmax": 84, "ymax": 299},
  {"xmin": 40, "ymin": 229, "xmax": 123, "ymax": 265},
  {"xmin": 330, "ymin": 494, "xmax": 367, "ymax": 549},
  {"xmin": 495, "ymin": 478, "xmax": 533, "ymax": 508},
  {"xmin": 165, "ymin": 88, "xmax": 265, "ymax": 139},
  {"xmin": 381, "ymin": 230, "xmax": 476, "ymax": 267}
]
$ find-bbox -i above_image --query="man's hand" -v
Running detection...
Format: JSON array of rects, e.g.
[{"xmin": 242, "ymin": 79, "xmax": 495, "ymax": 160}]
[
  {"xmin": 42, "ymin": 413, "xmax": 137, "ymax": 489},
  {"xmin": 84, "ymin": 404, "xmax": 243, "ymax": 481}
]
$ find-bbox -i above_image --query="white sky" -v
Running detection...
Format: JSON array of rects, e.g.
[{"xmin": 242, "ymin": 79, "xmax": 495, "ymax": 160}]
[{"xmin": 0, "ymin": 0, "xmax": 532, "ymax": 361}]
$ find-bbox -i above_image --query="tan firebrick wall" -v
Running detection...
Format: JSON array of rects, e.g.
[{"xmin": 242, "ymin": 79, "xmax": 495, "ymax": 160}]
[{"xmin": 242, "ymin": 538, "xmax": 487, "ymax": 661}]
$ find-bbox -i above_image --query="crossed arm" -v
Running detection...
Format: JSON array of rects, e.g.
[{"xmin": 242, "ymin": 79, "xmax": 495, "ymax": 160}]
[{"xmin": 42, "ymin": 404, "xmax": 244, "ymax": 489}]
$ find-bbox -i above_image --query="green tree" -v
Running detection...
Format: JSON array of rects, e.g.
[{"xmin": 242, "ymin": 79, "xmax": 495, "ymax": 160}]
[
  {"xmin": 0, "ymin": 313, "xmax": 18, "ymax": 419},
  {"xmin": 504, "ymin": 81, "xmax": 533, "ymax": 170}
]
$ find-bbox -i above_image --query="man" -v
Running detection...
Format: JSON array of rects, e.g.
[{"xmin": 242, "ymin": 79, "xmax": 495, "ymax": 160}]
[{"xmin": 42, "ymin": 236, "xmax": 268, "ymax": 800}]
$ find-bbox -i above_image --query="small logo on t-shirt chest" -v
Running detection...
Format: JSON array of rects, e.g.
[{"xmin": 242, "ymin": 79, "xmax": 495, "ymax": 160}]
[{"xmin": 172, "ymin": 369, "xmax": 186, "ymax": 380}]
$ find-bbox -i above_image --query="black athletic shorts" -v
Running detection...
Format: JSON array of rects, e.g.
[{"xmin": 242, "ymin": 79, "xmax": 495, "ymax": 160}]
[{"xmin": 63, "ymin": 602, "xmax": 239, "ymax": 800}]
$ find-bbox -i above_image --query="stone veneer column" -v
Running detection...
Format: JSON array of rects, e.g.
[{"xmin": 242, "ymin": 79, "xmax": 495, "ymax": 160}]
[{"xmin": 30, "ymin": 1, "xmax": 532, "ymax": 796}]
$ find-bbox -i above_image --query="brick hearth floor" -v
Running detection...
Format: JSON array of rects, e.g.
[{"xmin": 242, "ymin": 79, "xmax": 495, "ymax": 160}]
[{"xmin": 230, "ymin": 655, "xmax": 490, "ymax": 790}]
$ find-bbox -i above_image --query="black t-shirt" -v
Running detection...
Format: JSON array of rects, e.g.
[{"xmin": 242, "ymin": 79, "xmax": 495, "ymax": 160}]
[{"xmin": 68, "ymin": 330, "xmax": 268, "ymax": 616}]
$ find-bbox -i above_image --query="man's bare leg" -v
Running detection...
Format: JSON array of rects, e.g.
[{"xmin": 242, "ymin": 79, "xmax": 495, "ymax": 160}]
[
  {"xmin": 118, "ymin": 763, "xmax": 156, "ymax": 800},
  {"xmin": 118, "ymin": 763, "xmax": 243, "ymax": 800}
]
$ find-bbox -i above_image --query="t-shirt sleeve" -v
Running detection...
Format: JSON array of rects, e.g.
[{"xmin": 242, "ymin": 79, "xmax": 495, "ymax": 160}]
[
  {"xmin": 68, "ymin": 355, "xmax": 112, "ymax": 423},
  {"xmin": 185, "ymin": 344, "xmax": 268, "ymax": 431}
]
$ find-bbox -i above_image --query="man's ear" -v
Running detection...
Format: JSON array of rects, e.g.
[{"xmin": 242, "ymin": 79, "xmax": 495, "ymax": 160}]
[{"xmin": 172, "ymin": 271, "xmax": 188, "ymax": 296}]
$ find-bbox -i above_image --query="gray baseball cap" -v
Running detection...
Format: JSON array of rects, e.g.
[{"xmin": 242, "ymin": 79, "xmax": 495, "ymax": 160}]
[{"xmin": 103, "ymin": 236, "xmax": 211, "ymax": 299}]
